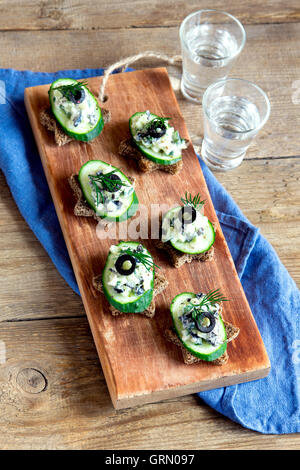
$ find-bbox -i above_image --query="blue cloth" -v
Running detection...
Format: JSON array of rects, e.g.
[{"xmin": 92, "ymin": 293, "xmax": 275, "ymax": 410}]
[{"xmin": 0, "ymin": 67, "xmax": 299, "ymax": 434}]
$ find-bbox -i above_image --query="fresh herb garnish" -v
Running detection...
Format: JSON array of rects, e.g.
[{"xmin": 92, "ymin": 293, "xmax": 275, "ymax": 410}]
[
  {"xmin": 55, "ymin": 80, "xmax": 88, "ymax": 102},
  {"xmin": 89, "ymin": 171, "xmax": 129, "ymax": 206},
  {"xmin": 189, "ymin": 289, "xmax": 228, "ymax": 322},
  {"xmin": 123, "ymin": 248, "xmax": 160, "ymax": 271},
  {"xmin": 180, "ymin": 192, "xmax": 206, "ymax": 212},
  {"xmin": 138, "ymin": 116, "xmax": 171, "ymax": 139}
]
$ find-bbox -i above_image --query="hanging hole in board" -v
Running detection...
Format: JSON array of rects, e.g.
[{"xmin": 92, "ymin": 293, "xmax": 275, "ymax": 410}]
[{"xmin": 101, "ymin": 95, "xmax": 108, "ymax": 103}]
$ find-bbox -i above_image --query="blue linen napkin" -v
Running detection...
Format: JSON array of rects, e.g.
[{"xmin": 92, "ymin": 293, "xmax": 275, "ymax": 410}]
[{"xmin": 0, "ymin": 67, "xmax": 299, "ymax": 434}]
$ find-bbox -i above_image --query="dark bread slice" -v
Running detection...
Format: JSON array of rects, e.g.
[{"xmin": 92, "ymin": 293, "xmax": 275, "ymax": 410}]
[
  {"xmin": 68, "ymin": 173, "xmax": 135, "ymax": 224},
  {"xmin": 165, "ymin": 318, "xmax": 240, "ymax": 365},
  {"xmin": 154, "ymin": 239, "xmax": 214, "ymax": 268},
  {"xmin": 92, "ymin": 271, "xmax": 168, "ymax": 318},
  {"xmin": 119, "ymin": 138, "xmax": 183, "ymax": 175},
  {"xmin": 40, "ymin": 107, "xmax": 111, "ymax": 146},
  {"xmin": 153, "ymin": 214, "xmax": 216, "ymax": 268}
]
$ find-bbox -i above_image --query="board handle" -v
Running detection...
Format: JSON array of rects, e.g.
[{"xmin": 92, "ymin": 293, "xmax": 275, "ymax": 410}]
[{"xmin": 98, "ymin": 51, "xmax": 182, "ymax": 102}]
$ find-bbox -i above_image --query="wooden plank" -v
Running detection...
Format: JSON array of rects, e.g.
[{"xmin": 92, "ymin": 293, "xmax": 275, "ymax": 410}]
[
  {"xmin": 0, "ymin": 317, "xmax": 299, "ymax": 449},
  {"xmin": 0, "ymin": 0, "xmax": 299, "ymax": 31},
  {"xmin": 1, "ymin": 153, "xmax": 300, "ymax": 323},
  {"xmin": 24, "ymin": 68, "xmax": 269, "ymax": 408},
  {"xmin": 1, "ymin": 23, "xmax": 299, "ymax": 159}
]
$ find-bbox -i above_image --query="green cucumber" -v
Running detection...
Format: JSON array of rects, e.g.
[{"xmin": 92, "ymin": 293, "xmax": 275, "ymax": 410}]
[
  {"xmin": 49, "ymin": 78, "xmax": 104, "ymax": 142},
  {"xmin": 78, "ymin": 160, "xmax": 138, "ymax": 222},
  {"xmin": 102, "ymin": 241, "xmax": 155, "ymax": 313},
  {"xmin": 162, "ymin": 206, "xmax": 215, "ymax": 255},
  {"xmin": 129, "ymin": 111, "xmax": 184, "ymax": 165},
  {"xmin": 171, "ymin": 292, "xmax": 227, "ymax": 362}
]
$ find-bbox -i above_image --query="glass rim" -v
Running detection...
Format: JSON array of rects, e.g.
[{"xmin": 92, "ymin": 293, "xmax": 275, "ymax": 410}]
[
  {"xmin": 179, "ymin": 9, "xmax": 246, "ymax": 62},
  {"xmin": 202, "ymin": 78, "xmax": 271, "ymax": 134}
]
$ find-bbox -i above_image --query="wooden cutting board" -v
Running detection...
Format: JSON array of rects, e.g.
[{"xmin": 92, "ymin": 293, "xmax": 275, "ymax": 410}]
[{"xmin": 24, "ymin": 68, "xmax": 270, "ymax": 409}]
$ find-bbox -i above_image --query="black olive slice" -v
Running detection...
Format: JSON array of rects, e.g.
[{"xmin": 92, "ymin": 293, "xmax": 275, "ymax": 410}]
[
  {"xmin": 69, "ymin": 87, "xmax": 85, "ymax": 104},
  {"xmin": 178, "ymin": 205, "xmax": 197, "ymax": 225},
  {"xmin": 195, "ymin": 312, "xmax": 216, "ymax": 333},
  {"xmin": 148, "ymin": 120, "xmax": 167, "ymax": 138},
  {"xmin": 103, "ymin": 174, "xmax": 122, "ymax": 192},
  {"xmin": 115, "ymin": 254, "xmax": 136, "ymax": 276}
]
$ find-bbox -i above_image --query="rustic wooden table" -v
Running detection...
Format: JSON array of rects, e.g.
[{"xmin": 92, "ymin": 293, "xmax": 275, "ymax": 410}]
[{"xmin": 0, "ymin": 0, "xmax": 299, "ymax": 450}]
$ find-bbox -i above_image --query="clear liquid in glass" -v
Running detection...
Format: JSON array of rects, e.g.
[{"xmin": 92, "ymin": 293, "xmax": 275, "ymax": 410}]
[
  {"xmin": 202, "ymin": 95, "xmax": 261, "ymax": 170},
  {"xmin": 182, "ymin": 25, "xmax": 238, "ymax": 101}
]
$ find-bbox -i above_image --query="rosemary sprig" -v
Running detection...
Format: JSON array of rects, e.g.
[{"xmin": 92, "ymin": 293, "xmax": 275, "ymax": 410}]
[
  {"xmin": 124, "ymin": 249, "xmax": 160, "ymax": 271},
  {"xmin": 189, "ymin": 289, "xmax": 228, "ymax": 321},
  {"xmin": 89, "ymin": 171, "xmax": 129, "ymax": 206},
  {"xmin": 180, "ymin": 192, "xmax": 206, "ymax": 211},
  {"xmin": 55, "ymin": 80, "xmax": 88, "ymax": 101}
]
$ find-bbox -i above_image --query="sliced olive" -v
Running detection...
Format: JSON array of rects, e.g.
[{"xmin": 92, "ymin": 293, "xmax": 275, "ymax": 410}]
[
  {"xmin": 103, "ymin": 174, "xmax": 122, "ymax": 192},
  {"xmin": 147, "ymin": 119, "xmax": 167, "ymax": 138},
  {"xmin": 69, "ymin": 87, "xmax": 85, "ymax": 104},
  {"xmin": 115, "ymin": 254, "xmax": 136, "ymax": 276},
  {"xmin": 178, "ymin": 205, "xmax": 197, "ymax": 225},
  {"xmin": 196, "ymin": 312, "xmax": 216, "ymax": 333}
]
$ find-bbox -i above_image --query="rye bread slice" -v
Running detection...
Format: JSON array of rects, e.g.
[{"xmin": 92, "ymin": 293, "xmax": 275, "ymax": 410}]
[
  {"xmin": 119, "ymin": 138, "xmax": 184, "ymax": 175},
  {"xmin": 165, "ymin": 318, "xmax": 240, "ymax": 365},
  {"xmin": 40, "ymin": 107, "xmax": 111, "ymax": 146},
  {"xmin": 92, "ymin": 271, "xmax": 168, "ymax": 318},
  {"xmin": 68, "ymin": 173, "xmax": 135, "ymax": 224},
  {"xmin": 153, "ymin": 215, "xmax": 216, "ymax": 268},
  {"xmin": 154, "ymin": 239, "xmax": 214, "ymax": 268}
]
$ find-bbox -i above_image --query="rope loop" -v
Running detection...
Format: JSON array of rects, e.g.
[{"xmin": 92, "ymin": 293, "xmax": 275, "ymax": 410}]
[{"xmin": 99, "ymin": 51, "xmax": 182, "ymax": 102}]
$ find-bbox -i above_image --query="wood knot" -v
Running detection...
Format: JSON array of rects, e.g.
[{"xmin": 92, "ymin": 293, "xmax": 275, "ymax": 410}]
[{"xmin": 16, "ymin": 368, "xmax": 48, "ymax": 394}]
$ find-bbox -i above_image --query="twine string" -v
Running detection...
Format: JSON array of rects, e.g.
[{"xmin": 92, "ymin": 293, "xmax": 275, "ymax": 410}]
[{"xmin": 99, "ymin": 51, "xmax": 182, "ymax": 102}]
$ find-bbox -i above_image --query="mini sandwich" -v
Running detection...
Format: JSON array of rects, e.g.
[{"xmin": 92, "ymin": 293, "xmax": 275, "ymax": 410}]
[
  {"xmin": 68, "ymin": 160, "xmax": 138, "ymax": 223},
  {"xmin": 40, "ymin": 78, "xmax": 110, "ymax": 146},
  {"xmin": 155, "ymin": 193, "xmax": 215, "ymax": 268},
  {"xmin": 93, "ymin": 241, "xmax": 168, "ymax": 317},
  {"xmin": 165, "ymin": 289, "xmax": 240, "ymax": 365},
  {"xmin": 119, "ymin": 110, "xmax": 188, "ymax": 174}
]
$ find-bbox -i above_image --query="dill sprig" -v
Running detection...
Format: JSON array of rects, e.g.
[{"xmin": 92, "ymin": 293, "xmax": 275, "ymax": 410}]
[
  {"xmin": 138, "ymin": 116, "xmax": 171, "ymax": 137},
  {"xmin": 89, "ymin": 171, "xmax": 129, "ymax": 206},
  {"xmin": 180, "ymin": 192, "xmax": 206, "ymax": 211},
  {"xmin": 189, "ymin": 289, "xmax": 228, "ymax": 321},
  {"xmin": 124, "ymin": 249, "xmax": 160, "ymax": 271},
  {"xmin": 147, "ymin": 116, "xmax": 170, "ymax": 127},
  {"xmin": 55, "ymin": 80, "xmax": 88, "ymax": 101}
]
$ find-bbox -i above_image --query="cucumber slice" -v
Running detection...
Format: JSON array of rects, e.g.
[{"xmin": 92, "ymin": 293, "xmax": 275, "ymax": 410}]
[
  {"xmin": 102, "ymin": 241, "xmax": 155, "ymax": 313},
  {"xmin": 129, "ymin": 111, "xmax": 185, "ymax": 165},
  {"xmin": 49, "ymin": 78, "xmax": 104, "ymax": 142},
  {"xmin": 171, "ymin": 292, "xmax": 227, "ymax": 362},
  {"xmin": 162, "ymin": 206, "xmax": 215, "ymax": 255},
  {"xmin": 78, "ymin": 160, "xmax": 138, "ymax": 222}
]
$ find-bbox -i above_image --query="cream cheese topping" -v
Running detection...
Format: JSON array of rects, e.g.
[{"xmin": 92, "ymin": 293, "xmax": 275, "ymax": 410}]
[
  {"xmin": 131, "ymin": 111, "xmax": 187, "ymax": 158},
  {"xmin": 106, "ymin": 244, "xmax": 153, "ymax": 300}
]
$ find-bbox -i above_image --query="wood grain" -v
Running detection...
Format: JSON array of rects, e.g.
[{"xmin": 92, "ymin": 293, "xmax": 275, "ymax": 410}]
[
  {"xmin": 24, "ymin": 68, "xmax": 269, "ymax": 408},
  {"xmin": 0, "ymin": 0, "xmax": 299, "ymax": 30},
  {"xmin": 0, "ymin": 0, "xmax": 299, "ymax": 449},
  {"xmin": 0, "ymin": 317, "xmax": 298, "ymax": 450},
  {"xmin": 1, "ymin": 22, "xmax": 299, "ymax": 160}
]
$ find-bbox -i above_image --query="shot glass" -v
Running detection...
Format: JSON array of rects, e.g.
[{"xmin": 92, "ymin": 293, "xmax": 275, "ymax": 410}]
[
  {"xmin": 179, "ymin": 9, "xmax": 246, "ymax": 102},
  {"xmin": 201, "ymin": 78, "xmax": 271, "ymax": 171}
]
